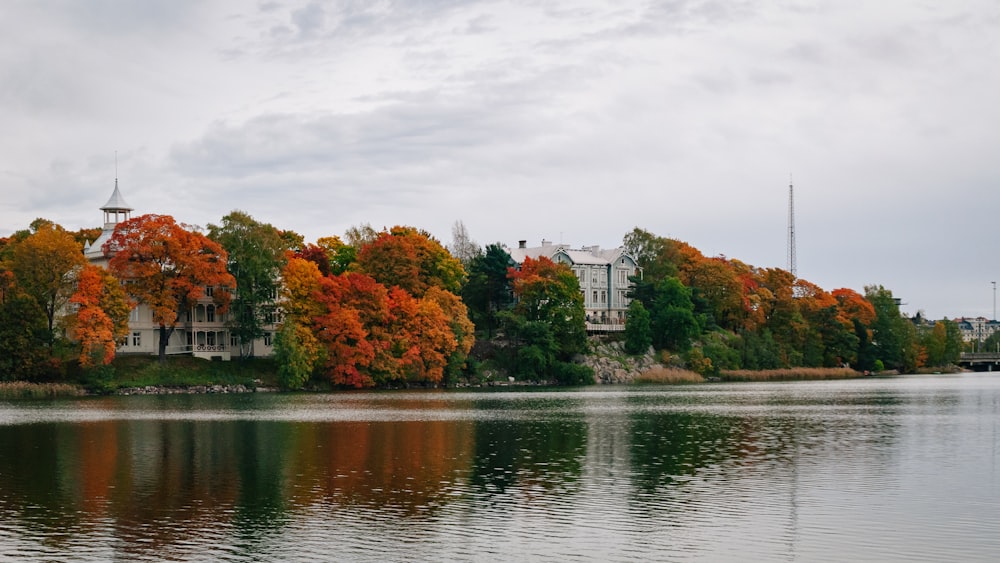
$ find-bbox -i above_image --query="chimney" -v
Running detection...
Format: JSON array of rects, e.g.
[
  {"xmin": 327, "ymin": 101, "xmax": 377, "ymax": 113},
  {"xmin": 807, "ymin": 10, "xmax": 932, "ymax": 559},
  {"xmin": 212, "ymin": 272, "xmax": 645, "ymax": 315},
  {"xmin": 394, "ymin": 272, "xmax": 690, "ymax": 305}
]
[
  {"xmin": 541, "ymin": 239, "xmax": 551, "ymax": 247},
  {"xmin": 518, "ymin": 240, "xmax": 527, "ymax": 249}
]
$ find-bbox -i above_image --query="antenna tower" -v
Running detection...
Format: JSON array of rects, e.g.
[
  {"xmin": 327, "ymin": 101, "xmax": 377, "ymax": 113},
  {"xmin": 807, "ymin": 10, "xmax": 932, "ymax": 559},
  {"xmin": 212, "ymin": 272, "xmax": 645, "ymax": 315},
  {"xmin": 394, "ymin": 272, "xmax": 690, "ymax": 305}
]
[{"xmin": 787, "ymin": 176, "xmax": 797, "ymax": 278}]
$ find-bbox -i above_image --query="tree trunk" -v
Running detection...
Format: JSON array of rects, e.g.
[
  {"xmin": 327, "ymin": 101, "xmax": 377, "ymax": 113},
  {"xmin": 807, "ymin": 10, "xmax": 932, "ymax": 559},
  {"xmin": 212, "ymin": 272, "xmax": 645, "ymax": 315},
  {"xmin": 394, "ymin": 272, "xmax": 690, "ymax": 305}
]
[{"xmin": 157, "ymin": 324, "xmax": 175, "ymax": 364}]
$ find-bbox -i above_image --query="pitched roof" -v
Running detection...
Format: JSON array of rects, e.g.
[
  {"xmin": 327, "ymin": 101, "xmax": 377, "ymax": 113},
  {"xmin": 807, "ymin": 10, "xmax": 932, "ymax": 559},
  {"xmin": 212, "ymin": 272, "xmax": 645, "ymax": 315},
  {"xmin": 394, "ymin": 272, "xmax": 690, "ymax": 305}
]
[{"xmin": 101, "ymin": 180, "xmax": 132, "ymax": 211}]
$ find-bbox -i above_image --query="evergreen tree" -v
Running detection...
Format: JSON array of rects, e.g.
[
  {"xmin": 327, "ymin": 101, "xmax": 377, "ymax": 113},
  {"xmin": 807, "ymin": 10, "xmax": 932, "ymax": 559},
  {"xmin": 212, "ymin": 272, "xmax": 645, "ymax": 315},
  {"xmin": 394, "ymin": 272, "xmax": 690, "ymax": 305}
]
[{"xmin": 623, "ymin": 300, "xmax": 652, "ymax": 354}]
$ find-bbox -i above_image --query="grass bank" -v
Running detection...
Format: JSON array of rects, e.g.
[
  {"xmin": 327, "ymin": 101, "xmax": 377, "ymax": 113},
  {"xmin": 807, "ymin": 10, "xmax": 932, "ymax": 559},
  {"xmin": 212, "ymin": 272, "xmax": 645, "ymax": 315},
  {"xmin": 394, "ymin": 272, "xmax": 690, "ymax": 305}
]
[
  {"xmin": 719, "ymin": 367, "xmax": 863, "ymax": 382},
  {"xmin": 0, "ymin": 381, "xmax": 85, "ymax": 399},
  {"xmin": 102, "ymin": 356, "xmax": 279, "ymax": 390}
]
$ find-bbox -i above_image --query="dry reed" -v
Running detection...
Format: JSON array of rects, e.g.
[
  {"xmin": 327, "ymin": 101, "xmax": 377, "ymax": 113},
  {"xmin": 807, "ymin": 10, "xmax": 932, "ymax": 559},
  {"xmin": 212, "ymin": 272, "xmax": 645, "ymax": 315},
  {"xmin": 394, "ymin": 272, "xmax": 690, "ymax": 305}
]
[
  {"xmin": 633, "ymin": 365, "xmax": 705, "ymax": 384},
  {"xmin": 0, "ymin": 381, "xmax": 84, "ymax": 399},
  {"xmin": 719, "ymin": 367, "xmax": 863, "ymax": 382}
]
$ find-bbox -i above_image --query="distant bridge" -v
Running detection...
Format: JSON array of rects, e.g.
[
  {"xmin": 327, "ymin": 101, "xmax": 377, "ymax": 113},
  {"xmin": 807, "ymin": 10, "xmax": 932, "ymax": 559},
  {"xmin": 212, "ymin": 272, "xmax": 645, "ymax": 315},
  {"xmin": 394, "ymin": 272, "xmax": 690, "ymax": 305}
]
[{"xmin": 958, "ymin": 353, "xmax": 1000, "ymax": 371}]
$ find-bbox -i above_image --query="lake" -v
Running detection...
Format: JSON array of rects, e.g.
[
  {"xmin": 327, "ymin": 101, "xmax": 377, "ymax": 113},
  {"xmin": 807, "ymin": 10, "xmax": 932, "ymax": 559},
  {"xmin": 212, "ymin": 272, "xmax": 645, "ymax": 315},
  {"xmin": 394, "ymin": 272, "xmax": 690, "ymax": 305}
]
[{"xmin": 1, "ymin": 374, "xmax": 999, "ymax": 561}]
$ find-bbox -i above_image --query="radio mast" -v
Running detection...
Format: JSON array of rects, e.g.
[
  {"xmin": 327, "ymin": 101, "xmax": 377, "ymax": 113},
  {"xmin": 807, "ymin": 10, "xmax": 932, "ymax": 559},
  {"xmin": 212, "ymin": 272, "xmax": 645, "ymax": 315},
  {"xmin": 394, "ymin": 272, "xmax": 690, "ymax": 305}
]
[{"xmin": 787, "ymin": 176, "xmax": 797, "ymax": 278}]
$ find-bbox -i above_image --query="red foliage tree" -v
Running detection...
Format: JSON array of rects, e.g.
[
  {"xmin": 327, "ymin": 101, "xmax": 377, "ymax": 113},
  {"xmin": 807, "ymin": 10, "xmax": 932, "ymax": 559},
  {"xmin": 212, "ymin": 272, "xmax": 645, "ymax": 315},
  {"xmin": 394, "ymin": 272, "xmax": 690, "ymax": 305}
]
[{"xmin": 107, "ymin": 214, "xmax": 235, "ymax": 362}]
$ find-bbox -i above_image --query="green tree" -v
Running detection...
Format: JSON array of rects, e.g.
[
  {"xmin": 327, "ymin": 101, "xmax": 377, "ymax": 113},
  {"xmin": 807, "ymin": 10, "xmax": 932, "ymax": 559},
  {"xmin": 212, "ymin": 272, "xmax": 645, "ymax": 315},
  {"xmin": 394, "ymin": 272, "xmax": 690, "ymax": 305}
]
[
  {"xmin": 208, "ymin": 211, "xmax": 288, "ymax": 359},
  {"xmin": 943, "ymin": 319, "xmax": 963, "ymax": 364},
  {"xmin": 631, "ymin": 276, "xmax": 700, "ymax": 351},
  {"xmin": 461, "ymin": 243, "xmax": 513, "ymax": 338},
  {"xmin": 622, "ymin": 227, "xmax": 682, "ymax": 282},
  {"xmin": 273, "ymin": 319, "xmax": 324, "ymax": 390},
  {"xmin": 623, "ymin": 299, "xmax": 652, "ymax": 354},
  {"xmin": 0, "ymin": 273, "xmax": 51, "ymax": 380},
  {"xmin": 865, "ymin": 285, "xmax": 913, "ymax": 372}
]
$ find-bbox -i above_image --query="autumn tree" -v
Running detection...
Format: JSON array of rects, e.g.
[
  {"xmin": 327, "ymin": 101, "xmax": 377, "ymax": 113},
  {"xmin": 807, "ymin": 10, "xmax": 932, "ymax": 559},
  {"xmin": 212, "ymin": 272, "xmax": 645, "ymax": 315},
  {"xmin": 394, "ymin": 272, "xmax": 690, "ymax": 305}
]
[
  {"xmin": 316, "ymin": 235, "xmax": 355, "ymax": 275},
  {"xmin": 424, "ymin": 286, "xmax": 475, "ymax": 381},
  {"xmin": 9, "ymin": 223, "xmax": 87, "ymax": 334},
  {"xmin": 833, "ymin": 288, "xmax": 877, "ymax": 369},
  {"xmin": 107, "ymin": 214, "xmax": 235, "ymax": 363},
  {"xmin": 208, "ymin": 211, "xmax": 288, "ymax": 359},
  {"xmin": 356, "ymin": 226, "xmax": 465, "ymax": 297},
  {"xmin": 67, "ymin": 264, "xmax": 130, "ymax": 367},
  {"xmin": 313, "ymin": 272, "xmax": 381, "ymax": 388},
  {"xmin": 296, "ymin": 243, "xmax": 333, "ymax": 277},
  {"xmin": 274, "ymin": 258, "xmax": 326, "ymax": 388},
  {"xmin": 508, "ymin": 256, "xmax": 587, "ymax": 359},
  {"xmin": 686, "ymin": 257, "xmax": 743, "ymax": 331}
]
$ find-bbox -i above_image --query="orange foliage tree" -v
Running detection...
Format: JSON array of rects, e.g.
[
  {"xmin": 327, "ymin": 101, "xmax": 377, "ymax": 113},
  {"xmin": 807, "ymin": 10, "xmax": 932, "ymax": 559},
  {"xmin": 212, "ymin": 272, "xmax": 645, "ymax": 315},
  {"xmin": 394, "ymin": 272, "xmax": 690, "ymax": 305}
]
[
  {"xmin": 68, "ymin": 265, "xmax": 130, "ymax": 367},
  {"xmin": 313, "ymin": 273, "xmax": 376, "ymax": 388},
  {"xmin": 356, "ymin": 226, "xmax": 465, "ymax": 296},
  {"xmin": 106, "ymin": 214, "xmax": 234, "ymax": 363}
]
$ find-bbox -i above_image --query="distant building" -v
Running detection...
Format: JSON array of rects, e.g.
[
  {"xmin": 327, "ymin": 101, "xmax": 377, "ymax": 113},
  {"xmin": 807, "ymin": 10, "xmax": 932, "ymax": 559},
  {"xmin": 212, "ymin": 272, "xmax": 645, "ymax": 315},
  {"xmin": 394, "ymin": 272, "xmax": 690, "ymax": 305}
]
[
  {"xmin": 954, "ymin": 317, "xmax": 1000, "ymax": 344},
  {"xmin": 507, "ymin": 239, "xmax": 640, "ymax": 331},
  {"xmin": 83, "ymin": 182, "xmax": 276, "ymax": 360}
]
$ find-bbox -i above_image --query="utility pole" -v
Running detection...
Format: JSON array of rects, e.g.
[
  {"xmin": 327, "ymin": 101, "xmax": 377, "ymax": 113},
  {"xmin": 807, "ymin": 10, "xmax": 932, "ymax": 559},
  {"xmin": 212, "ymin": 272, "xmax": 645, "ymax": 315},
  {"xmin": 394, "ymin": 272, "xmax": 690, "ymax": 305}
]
[
  {"xmin": 993, "ymin": 281, "xmax": 996, "ymax": 321},
  {"xmin": 787, "ymin": 176, "xmax": 796, "ymax": 278}
]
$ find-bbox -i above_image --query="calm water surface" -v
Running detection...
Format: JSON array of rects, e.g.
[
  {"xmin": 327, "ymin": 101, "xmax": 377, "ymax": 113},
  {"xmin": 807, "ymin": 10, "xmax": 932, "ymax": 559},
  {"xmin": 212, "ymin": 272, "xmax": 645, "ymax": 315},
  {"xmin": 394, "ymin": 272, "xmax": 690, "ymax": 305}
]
[{"xmin": 1, "ymin": 374, "xmax": 999, "ymax": 561}]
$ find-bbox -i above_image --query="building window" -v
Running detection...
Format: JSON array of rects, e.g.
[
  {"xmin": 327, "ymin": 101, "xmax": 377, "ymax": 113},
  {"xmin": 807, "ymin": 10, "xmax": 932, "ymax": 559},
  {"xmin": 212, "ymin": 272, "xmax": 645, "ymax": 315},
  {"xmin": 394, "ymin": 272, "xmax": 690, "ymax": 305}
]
[
  {"xmin": 206, "ymin": 305, "xmax": 215, "ymax": 323},
  {"xmin": 129, "ymin": 307, "xmax": 139, "ymax": 322},
  {"xmin": 264, "ymin": 332, "xmax": 272, "ymax": 346},
  {"xmin": 205, "ymin": 286, "xmax": 214, "ymax": 297},
  {"xmin": 601, "ymin": 291, "xmax": 606, "ymax": 304},
  {"xmin": 231, "ymin": 334, "xmax": 239, "ymax": 347},
  {"xmin": 592, "ymin": 291, "xmax": 598, "ymax": 304},
  {"xmin": 207, "ymin": 332, "xmax": 216, "ymax": 346},
  {"xmin": 132, "ymin": 332, "xmax": 141, "ymax": 347}
]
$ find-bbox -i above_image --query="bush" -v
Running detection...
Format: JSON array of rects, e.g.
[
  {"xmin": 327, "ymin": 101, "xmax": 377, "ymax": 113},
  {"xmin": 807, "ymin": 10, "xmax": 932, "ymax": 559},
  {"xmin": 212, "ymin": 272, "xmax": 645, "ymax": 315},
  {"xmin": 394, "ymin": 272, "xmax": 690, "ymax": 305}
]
[
  {"xmin": 551, "ymin": 362, "xmax": 594, "ymax": 385},
  {"xmin": 81, "ymin": 363, "xmax": 116, "ymax": 394}
]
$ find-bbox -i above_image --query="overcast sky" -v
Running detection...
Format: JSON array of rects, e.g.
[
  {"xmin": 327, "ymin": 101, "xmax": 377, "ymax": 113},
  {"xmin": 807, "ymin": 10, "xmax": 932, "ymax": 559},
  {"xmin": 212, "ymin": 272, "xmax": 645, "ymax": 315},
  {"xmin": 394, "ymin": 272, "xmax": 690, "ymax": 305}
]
[{"xmin": 2, "ymin": 1, "xmax": 998, "ymax": 319}]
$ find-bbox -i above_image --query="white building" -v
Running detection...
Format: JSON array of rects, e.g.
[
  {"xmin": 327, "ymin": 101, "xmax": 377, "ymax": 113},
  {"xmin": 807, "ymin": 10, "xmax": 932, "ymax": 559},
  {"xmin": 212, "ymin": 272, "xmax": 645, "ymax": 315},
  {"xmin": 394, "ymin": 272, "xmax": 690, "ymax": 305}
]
[
  {"xmin": 507, "ymin": 240, "xmax": 640, "ymax": 331},
  {"xmin": 955, "ymin": 316, "xmax": 1000, "ymax": 345},
  {"xmin": 84, "ymin": 182, "xmax": 276, "ymax": 360}
]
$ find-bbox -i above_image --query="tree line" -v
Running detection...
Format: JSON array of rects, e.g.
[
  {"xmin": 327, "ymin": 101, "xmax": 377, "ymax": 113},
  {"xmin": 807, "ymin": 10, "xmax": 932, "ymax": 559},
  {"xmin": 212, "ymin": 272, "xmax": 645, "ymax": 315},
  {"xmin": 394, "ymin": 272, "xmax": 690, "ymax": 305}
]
[{"xmin": 0, "ymin": 214, "xmax": 964, "ymax": 387}]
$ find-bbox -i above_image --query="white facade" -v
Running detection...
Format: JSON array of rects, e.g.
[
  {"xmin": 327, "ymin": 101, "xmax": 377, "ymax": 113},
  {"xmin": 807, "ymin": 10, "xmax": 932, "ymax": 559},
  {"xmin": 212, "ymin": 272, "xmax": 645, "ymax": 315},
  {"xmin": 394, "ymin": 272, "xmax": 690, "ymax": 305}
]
[
  {"xmin": 955, "ymin": 316, "xmax": 1000, "ymax": 344},
  {"xmin": 84, "ymin": 183, "xmax": 276, "ymax": 360},
  {"xmin": 508, "ymin": 240, "xmax": 640, "ymax": 331}
]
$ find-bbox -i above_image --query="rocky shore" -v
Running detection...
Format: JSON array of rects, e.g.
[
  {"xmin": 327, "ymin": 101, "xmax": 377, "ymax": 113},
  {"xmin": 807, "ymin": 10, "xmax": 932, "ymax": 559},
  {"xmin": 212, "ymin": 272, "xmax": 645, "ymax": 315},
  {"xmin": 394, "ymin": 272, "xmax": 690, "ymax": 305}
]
[
  {"xmin": 115, "ymin": 384, "xmax": 278, "ymax": 395},
  {"xmin": 579, "ymin": 339, "xmax": 661, "ymax": 384}
]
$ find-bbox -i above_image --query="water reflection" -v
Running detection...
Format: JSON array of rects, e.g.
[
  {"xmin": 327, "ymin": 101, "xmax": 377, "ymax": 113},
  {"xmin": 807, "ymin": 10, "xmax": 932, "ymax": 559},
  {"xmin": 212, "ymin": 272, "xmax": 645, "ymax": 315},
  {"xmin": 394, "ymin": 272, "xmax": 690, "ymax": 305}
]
[{"xmin": 2, "ymin": 376, "xmax": 1000, "ymax": 561}]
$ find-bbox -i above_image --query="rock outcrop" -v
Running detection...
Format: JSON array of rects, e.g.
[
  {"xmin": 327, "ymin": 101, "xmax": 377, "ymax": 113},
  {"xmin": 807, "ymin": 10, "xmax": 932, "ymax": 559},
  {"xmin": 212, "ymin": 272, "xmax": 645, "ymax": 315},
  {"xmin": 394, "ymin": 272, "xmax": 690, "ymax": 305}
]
[{"xmin": 579, "ymin": 338, "xmax": 660, "ymax": 384}]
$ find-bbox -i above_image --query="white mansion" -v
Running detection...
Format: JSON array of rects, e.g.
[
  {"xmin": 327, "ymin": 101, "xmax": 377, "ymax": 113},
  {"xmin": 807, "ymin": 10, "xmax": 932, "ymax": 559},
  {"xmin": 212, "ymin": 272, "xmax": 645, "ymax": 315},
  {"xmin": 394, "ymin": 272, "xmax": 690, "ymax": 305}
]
[
  {"xmin": 508, "ymin": 240, "xmax": 640, "ymax": 331},
  {"xmin": 84, "ymin": 183, "xmax": 276, "ymax": 360}
]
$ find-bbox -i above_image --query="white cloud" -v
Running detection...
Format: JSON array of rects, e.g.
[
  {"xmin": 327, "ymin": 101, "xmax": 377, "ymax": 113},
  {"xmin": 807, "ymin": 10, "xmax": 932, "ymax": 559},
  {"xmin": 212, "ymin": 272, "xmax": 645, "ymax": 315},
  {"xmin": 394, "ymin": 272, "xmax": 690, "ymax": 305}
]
[{"xmin": 2, "ymin": 0, "xmax": 999, "ymax": 318}]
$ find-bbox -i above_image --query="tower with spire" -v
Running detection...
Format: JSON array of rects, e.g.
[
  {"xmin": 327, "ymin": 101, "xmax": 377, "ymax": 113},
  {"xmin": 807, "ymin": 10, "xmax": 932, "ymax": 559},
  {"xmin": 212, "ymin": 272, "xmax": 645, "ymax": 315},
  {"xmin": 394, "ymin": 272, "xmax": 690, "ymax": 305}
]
[{"xmin": 84, "ymin": 178, "xmax": 134, "ymax": 265}]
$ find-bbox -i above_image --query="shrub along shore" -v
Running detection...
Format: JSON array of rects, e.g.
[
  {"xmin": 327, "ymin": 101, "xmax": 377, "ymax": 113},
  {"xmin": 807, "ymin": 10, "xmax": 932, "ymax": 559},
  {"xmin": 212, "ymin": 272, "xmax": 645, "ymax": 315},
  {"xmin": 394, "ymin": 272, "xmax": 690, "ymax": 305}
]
[{"xmin": 0, "ymin": 356, "xmax": 895, "ymax": 399}]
